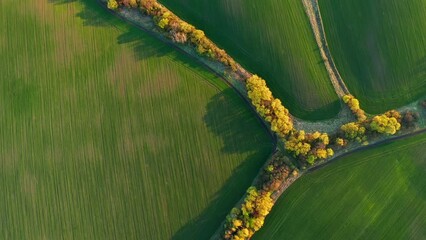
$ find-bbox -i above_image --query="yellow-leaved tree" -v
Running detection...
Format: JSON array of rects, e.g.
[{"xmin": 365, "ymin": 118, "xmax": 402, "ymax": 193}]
[
  {"xmin": 107, "ymin": 0, "xmax": 119, "ymax": 9},
  {"xmin": 370, "ymin": 114, "xmax": 401, "ymax": 135}
]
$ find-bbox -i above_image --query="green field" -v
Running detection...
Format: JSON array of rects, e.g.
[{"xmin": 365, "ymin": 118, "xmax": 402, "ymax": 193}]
[
  {"xmin": 319, "ymin": 0, "xmax": 426, "ymax": 113},
  {"xmin": 254, "ymin": 133, "xmax": 426, "ymax": 239},
  {"xmin": 160, "ymin": 0, "xmax": 340, "ymax": 120},
  {"xmin": 0, "ymin": 0, "xmax": 273, "ymax": 239}
]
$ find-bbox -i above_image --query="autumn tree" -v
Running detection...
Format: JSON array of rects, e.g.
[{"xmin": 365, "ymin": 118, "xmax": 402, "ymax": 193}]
[
  {"xmin": 343, "ymin": 94, "xmax": 367, "ymax": 122},
  {"xmin": 107, "ymin": 0, "xmax": 119, "ymax": 10},
  {"xmin": 402, "ymin": 111, "xmax": 420, "ymax": 128},
  {"xmin": 421, "ymin": 100, "xmax": 426, "ymax": 109},
  {"xmin": 370, "ymin": 114, "xmax": 401, "ymax": 135},
  {"xmin": 285, "ymin": 130, "xmax": 333, "ymax": 164},
  {"xmin": 335, "ymin": 137, "xmax": 346, "ymax": 147},
  {"xmin": 224, "ymin": 187, "xmax": 274, "ymax": 239},
  {"xmin": 341, "ymin": 122, "xmax": 366, "ymax": 142}
]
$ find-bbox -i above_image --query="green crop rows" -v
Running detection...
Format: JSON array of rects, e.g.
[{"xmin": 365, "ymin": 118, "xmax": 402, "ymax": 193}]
[
  {"xmin": 320, "ymin": 0, "xmax": 426, "ymax": 113},
  {"xmin": 0, "ymin": 0, "xmax": 273, "ymax": 239},
  {"xmin": 255, "ymin": 133, "xmax": 426, "ymax": 240},
  {"xmin": 1, "ymin": 0, "xmax": 425, "ymax": 239}
]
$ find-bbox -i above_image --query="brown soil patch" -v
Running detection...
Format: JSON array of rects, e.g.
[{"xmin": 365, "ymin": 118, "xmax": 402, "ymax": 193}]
[
  {"xmin": 20, "ymin": 170, "xmax": 38, "ymax": 200},
  {"xmin": 0, "ymin": 35, "xmax": 5, "ymax": 50},
  {"xmin": 77, "ymin": 140, "xmax": 103, "ymax": 164},
  {"xmin": 26, "ymin": 0, "xmax": 86, "ymax": 65},
  {"xmin": 139, "ymin": 67, "xmax": 180, "ymax": 98},
  {"xmin": 107, "ymin": 50, "xmax": 139, "ymax": 98},
  {"xmin": 141, "ymin": 132, "xmax": 165, "ymax": 155},
  {"xmin": 30, "ymin": 0, "xmax": 55, "ymax": 20},
  {"xmin": 0, "ymin": 149, "xmax": 19, "ymax": 171}
]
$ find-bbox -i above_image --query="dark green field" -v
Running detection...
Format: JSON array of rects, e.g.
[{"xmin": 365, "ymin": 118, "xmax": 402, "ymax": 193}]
[
  {"xmin": 254, "ymin": 133, "xmax": 426, "ymax": 240},
  {"xmin": 161, "ymin": 0, "xmax": 340, "ymax": 120},
  {"xmin": 320, "ymin": 0, "xmax": 426, "ymax": 113},
  {"xmin": 0, "ymin": 0, "xmax": 273, "ymax": 239}
]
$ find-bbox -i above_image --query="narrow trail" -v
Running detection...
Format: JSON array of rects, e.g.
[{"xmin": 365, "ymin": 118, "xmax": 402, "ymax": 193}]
[{"xmin": 302, "ymin": 0, "xmax": 350, "ymax": 97}]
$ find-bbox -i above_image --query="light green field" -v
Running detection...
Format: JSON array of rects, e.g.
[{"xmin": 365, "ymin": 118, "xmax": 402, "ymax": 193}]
[
  {"xmin": 0, "ymin": 0, "xmax": 273, "ymax": 239},
  {"xmin": 160, "ymin": 0, "xmax": 340, "ymax": 120},
  {"xmin": 319, "ymin": 0, "xmax": 426, "ymax": 113},
  {"xmin": 254, "ymin": 133, "xmax": 426, "ymax": 240}
]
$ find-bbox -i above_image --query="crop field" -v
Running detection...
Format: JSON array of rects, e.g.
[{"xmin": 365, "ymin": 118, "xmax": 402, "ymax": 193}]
[
  {"xmin": 0, "ymin": 0, "xmax": 273, "ymax": 239},
  {"xmin": 319, "ymin": 0, "xmax": 426, "ymax": 113},
  {"xmin": 160, "ymin": 0, "xmax": 340, "ymax": 120},
  {"xmin": 254, "ymin": 133, "xmax": 426, "ymax": 240}
]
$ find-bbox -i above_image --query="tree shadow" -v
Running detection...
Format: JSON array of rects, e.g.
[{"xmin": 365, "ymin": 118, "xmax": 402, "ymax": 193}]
[
  {"xmin": 49, "ymin": 0, "xmax": 113, "ymax": 27},
  {"xmin": 203, "ymin": 89, "xmax": 274, "ymax": 154},
  {"xmin": 170, "ymin": 90, "xmax": 275, "ymax": 239},
  {"xmin": 171, "ymin": 151, "xmax": 270, "ymax": 240},
  {"xmin": 48, "ymin": 0, "xmax": 174, "ymax": 60},
  {"xmin": 115, "ymin": 26, "xmax": 174, "ymax": 61},
  {"xmin": 44, "ymin": 2, "xmax": 276, "ymax": 239}
]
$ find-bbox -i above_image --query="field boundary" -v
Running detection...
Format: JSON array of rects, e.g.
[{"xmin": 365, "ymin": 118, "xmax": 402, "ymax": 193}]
[{"xmin": 302, "ymin": 0, "xmax": 350, "ymax": 97}]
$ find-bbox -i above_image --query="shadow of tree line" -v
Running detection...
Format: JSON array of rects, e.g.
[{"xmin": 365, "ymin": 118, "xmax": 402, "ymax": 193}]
[
  {"xmin": 173, "ymin": 89, "xmax": 274, "ymax": 239},
  {"xmin": 50, "ymin": 0, "xmax": 173, "ymax": 60},
  {"xmin": 47, "ymin": 1, "xmax": 275, "ymax": 239}
]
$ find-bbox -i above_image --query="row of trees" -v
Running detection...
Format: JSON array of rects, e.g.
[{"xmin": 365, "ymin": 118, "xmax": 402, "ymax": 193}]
[
  {"xmin": 341, "ymin": 95, "xmax": 404, "ymax": 143},
  {"xmin": 108, "ymin": 0, "xmax": 238, "ymax": 71},
  {"xmin": 342, "ymin": 94, "xmax": 367, "ymax": 121},
  {"xmin": 223, "ymin": 187, "xmax": 273, "ymax": 240},
  {"xmin": 261, "ymin": 154, "xmax": 298, "ymax": 192},
  {"xmin": 223, "ymin": 154, "xmax": 298, "ymax": 240}
]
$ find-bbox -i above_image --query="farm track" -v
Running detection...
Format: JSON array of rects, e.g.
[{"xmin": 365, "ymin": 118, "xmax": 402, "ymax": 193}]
[{"xmin": 302, "ymin": 0, "xmax": 350, "ymax": 97}]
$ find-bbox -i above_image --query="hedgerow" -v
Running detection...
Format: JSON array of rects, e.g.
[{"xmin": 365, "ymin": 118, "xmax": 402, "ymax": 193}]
[
  {"xmin": 223, "ymin": 153, "xmax": 298, "ymax": 240},
  {"xmin": 110, "ymin": 0, "xmax": 238, "ymax": 71}
]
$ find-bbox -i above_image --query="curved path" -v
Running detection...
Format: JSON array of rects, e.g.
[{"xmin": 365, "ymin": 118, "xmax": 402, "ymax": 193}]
[{"xmin": 302, "ymin": 0, "xmax": 350, "ymax": 97}]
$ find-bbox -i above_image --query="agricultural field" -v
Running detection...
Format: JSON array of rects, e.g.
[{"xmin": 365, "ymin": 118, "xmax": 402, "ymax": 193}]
[
  {"xmin": 319, "ymin": 0, "xmax": 426, "ymax": 113},
  {"xmin": 2, "ymin": 0, "xmax": 426, "ymax": 239},
  {"xmin": 160, "ymin": 0, "xmax": 340, "ymax": 120},
  {"xmin": 254, "ymin": 133, "xmax": 426, "ymax": 240},
  {"xmin": 0, "ymin": 0, "xmax": 273, "ymax": 239}
]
